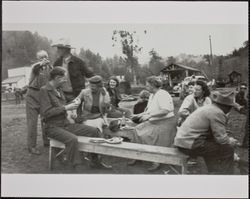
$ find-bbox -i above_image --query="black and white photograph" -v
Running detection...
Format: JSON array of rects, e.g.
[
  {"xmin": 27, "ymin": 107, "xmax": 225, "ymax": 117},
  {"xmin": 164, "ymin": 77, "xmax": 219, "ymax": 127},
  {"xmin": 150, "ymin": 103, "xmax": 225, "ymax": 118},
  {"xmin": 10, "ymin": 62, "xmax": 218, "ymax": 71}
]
[{"xmin": 1, "ymin": 1, "xmax": 248, "ymax": 198}]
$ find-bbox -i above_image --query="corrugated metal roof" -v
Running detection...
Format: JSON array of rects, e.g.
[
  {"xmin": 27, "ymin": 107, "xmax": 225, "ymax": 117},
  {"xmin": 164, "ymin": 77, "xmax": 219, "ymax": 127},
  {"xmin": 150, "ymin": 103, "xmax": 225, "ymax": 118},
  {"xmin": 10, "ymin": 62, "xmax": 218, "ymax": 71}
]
[
  {"xmin": 161, "ymin": 63, "xmax": 200, "ymax": 72},
  {"xmin": 2, "ymin": 75, "xmax": 25, "ymax": 84}
]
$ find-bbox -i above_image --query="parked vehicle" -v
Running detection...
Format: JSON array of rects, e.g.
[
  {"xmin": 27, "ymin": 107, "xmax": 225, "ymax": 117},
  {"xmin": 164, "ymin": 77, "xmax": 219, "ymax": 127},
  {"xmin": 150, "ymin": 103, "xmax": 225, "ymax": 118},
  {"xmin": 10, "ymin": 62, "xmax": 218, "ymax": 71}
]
[{"xmin": 174, "ymin": 75, "xmax": 209, "ymax": 98}]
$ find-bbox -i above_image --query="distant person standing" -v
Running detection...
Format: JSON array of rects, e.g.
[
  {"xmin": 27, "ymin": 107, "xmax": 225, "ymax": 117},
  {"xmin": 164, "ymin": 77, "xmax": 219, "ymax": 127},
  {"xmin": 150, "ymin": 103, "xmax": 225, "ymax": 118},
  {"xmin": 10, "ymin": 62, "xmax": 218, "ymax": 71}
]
[
  {"xmin": 14, "ymin": 88, "xmax": 21, "ymax": 105},
  {"xmin": 52, "ymin": 38, "xmax": 94, "ymax": 102},
  {"xmin": 26, "ymin": 50, "xmax": 52, "ymax": 155},
  {"xmin": 234, "ymin": 83, "xmax": 248, "ymax": 148}
]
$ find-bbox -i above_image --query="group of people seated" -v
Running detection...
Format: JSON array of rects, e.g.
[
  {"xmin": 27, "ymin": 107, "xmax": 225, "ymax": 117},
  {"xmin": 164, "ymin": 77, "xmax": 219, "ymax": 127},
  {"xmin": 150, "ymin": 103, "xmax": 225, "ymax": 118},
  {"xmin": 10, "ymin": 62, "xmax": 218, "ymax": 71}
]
[
  {"xmin": 27, "ymin": 40, "xmax": 247, "ymax": 174},
  {"xmin": 40, "ymin": 66, "xmax": 244, "ymax": 174}
]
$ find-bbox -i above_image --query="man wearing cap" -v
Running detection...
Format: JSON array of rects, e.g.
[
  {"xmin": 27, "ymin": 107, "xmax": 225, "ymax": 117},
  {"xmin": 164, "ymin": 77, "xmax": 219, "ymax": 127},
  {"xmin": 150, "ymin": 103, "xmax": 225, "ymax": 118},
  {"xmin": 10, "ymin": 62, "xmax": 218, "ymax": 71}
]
[
  {"xmin": 74, "ymin": 75, "xmax": 111, "ymax": 133},
  {"xmin": 174, "ymin": 90, "xmax": 239, "ymax": 174},
  {"xmin": 39, "ymin": 67, "xmax": 111, "ymax": 170},
  {"xmin": 26, "ymin": 50, "xmax": 52, "ymax": 155},
  {"xmin": 52, "ymin": 38, "xmax": 94, "ymax": 101}
]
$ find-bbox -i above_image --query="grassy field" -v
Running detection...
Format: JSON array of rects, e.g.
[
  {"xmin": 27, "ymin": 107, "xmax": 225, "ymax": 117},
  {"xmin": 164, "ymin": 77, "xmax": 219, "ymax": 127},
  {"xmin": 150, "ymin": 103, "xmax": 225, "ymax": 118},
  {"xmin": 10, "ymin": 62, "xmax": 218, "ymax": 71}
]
[{"xmin": 1, "ymin": 97, "xmax": 248, "ymax": 174}]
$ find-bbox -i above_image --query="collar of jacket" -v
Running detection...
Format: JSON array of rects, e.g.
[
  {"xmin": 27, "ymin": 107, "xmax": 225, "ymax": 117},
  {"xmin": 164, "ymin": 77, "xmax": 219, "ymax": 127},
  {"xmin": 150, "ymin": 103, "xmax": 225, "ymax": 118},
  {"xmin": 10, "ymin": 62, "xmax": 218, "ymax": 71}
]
[
  {"xmin": 59, "ymin": 54, "xmax": 79, "ymax": 64},
  {"xmin": 45, "ymin": 83, "xmax": 65, "ymax": 99}
]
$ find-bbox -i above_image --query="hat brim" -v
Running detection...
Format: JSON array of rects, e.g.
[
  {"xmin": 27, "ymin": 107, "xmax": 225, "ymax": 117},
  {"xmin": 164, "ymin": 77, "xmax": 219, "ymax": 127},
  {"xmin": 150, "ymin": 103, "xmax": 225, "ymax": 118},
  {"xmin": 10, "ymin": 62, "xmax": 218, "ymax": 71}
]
[
  {"xmin": 212, "ymin": 100, "xmax": 236, "ymax": 107},
  {"xmin": 51, "ymin": 44, "xmax": 74, "ymax": 49}
]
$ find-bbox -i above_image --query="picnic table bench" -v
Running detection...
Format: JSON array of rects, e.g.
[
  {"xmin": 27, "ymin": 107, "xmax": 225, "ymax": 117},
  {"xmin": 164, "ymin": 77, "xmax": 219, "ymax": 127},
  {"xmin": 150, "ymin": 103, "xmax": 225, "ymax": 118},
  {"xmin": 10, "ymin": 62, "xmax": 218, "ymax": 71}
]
[{"xmin": 49, "ymin": 136, "xmax": 189, "ymax": 174}]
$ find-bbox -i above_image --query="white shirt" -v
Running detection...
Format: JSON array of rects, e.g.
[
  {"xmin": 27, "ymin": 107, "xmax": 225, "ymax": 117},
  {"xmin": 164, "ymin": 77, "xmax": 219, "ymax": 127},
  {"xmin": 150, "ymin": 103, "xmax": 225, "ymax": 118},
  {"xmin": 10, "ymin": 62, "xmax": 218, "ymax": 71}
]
[
  {"xmin": 61, "ymin": 55, "xmax": 73, "ymax": 92},
  {"xmin": 179, "ymin": 94, "xmax": 212, "ymax": 115},
  {"xmin": 145, "ymin": 89, "xmax": 174, "ymax": 121}
]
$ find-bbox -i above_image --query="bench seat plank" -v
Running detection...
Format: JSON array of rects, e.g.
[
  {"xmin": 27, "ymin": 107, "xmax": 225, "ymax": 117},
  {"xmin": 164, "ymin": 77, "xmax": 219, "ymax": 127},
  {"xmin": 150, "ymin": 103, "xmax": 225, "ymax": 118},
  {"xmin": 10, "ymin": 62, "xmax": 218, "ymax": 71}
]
[{"xmin": 50, "ymin": 136, "xmax": 188, "ymax": 166}]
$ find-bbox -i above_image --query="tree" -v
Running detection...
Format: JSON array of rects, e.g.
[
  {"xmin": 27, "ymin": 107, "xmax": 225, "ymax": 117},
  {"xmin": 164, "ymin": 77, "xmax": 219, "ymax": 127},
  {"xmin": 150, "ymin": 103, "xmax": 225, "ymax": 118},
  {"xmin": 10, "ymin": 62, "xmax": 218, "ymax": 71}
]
[
  {"xmin": 2, "ymin": 31, "xmax": 55, "ymax": 80},
  {"xmin": 112, "ymin": 30, "xmax": 146, "ymax": 84},
  {"xmin": 166, "ymin": 56, "xmax": 177, "ymax": 65},
  {"xmin": 148, "ymin": 49, "xmax": 165, "ymax": 75}
]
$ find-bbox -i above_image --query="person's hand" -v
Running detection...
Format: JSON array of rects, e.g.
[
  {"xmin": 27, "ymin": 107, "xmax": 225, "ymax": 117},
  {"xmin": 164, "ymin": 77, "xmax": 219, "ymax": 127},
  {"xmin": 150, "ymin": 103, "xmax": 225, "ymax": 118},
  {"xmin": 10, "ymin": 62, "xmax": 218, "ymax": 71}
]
[
  {"xmin": 64, "ymin": 103, "xmax": 79, "ymax": 111},
  {"xmin": 139, "ymin": 114, "xmax": 151, "ymax": 122},
  {"xmin": 73, "ymin": 98, "xmax": 81, "ymax": 106},
  {"xmin": 229, "ymin": 137, "xmax": 240, "ymax": 147},
  {"xmin": 130, "ymin": 114, "xmax": 141, "ymax": 120},
  {"xmin": 40, "ymin": 58, "xmax": 50, "ymax": 66},
  {"xmin": 70, "ymin": 111, "xmax": 78, "ymax": 119}
]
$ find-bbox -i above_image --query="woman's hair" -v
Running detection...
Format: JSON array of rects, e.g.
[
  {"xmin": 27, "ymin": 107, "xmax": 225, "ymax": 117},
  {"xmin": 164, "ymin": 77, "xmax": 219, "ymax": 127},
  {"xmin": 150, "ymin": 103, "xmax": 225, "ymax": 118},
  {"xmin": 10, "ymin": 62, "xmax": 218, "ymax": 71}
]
[
  {"xmin": 195, "ymin": 80, "xmax": 210, "ymax": 97},
  {"xmin": 108, "ymin": 76, "xmax": 119, "ymax": 87},
  {"xmin": 146, "ymin": 76, "xmax": 162, "ymax": 88},
  {"xmin": 49, "ymin": 67, "xmax": 66, "ymax": 80},
  {"xmin": 139, "ymin": 89, "xmax": 150, "ymax": 99},
  {"xmin": 188, "ymin": 81, "xmax": 195, "ymax": 86}
]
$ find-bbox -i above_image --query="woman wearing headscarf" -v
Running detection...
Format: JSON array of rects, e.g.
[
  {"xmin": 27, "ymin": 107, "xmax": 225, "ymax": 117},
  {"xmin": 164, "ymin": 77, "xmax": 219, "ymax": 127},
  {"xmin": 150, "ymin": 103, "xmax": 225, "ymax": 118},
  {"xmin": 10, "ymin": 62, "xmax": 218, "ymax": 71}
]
[
  {"xmin": 128, "ymin": 76, "xmax": 177, "ymax": 171},
  {"xmin": 106, "ymin": 76, "xmax": 131, "ymax": 118}
]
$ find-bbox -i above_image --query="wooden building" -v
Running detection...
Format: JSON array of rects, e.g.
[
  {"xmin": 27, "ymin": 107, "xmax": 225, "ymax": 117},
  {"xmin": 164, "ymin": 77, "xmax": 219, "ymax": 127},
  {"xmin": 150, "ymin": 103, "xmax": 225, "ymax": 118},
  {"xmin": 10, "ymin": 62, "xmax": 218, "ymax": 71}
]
[{"xmin": 160, "ymin": 63, "xmax": 201, "ymax": 87}]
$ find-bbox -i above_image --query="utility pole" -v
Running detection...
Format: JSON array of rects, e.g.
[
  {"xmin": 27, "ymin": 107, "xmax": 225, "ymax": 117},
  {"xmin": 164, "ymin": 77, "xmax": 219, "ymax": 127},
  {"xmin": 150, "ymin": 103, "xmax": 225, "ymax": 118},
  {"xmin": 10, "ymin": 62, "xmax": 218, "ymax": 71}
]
[{"xmin": 209, "ymin": 35, "xmax": 214, "ymax": 78}]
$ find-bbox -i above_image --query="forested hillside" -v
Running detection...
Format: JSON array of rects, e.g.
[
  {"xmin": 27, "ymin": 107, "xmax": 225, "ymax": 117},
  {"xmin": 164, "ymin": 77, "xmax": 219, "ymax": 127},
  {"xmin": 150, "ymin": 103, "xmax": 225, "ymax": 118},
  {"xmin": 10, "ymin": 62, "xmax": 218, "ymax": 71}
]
[{"xmin": 2, "ymin": 31, "xmax": 248, "ymax": 84}]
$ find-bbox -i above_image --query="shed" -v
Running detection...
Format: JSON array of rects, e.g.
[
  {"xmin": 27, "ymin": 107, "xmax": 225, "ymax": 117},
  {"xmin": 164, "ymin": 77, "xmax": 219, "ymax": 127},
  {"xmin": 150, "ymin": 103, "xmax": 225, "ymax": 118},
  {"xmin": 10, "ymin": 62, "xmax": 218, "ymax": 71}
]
[
  {"xmin": 160, "ymin": 63, "xmax": 201, "ymax": 86},
  {"xmin": 2, "ymin": 75, "xmax": 26, "ymax": 91}
]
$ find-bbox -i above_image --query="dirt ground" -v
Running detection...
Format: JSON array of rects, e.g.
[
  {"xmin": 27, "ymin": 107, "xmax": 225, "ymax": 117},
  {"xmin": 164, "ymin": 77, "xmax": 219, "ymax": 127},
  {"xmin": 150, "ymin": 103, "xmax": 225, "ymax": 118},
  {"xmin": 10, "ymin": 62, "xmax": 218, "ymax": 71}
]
[{"xmin": 1, "ymin": 97, "xmax": 248, "ymax": 175}]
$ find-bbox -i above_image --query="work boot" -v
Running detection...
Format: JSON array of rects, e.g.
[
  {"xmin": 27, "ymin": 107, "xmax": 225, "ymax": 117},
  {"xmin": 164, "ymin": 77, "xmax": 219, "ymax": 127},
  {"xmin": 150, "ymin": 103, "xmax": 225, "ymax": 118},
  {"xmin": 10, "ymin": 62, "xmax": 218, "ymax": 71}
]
[
  {"xmin": 86, "ymin": 155, "xmax": 112, "ymax": 169},
  {"xmin": 127, "ymin": 159, "xmax": 138, "ymax": 166},
  {"xmin": 147, "ymin": 162, "xmax": 161, "ymax": 171}
]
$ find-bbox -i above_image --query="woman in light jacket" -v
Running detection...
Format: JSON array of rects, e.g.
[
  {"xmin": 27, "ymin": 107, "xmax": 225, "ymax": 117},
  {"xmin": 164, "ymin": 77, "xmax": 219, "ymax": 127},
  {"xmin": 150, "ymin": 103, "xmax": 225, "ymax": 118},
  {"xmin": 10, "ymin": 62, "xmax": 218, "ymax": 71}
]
[{"xmin": 74, "ymin": 75, "xmax": 110, "ymax": 134}]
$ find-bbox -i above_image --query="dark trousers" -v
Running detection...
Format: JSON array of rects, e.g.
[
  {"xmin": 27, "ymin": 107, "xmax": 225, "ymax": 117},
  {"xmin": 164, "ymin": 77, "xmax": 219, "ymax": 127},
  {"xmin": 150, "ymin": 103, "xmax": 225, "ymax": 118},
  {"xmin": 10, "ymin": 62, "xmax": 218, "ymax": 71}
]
[
  {"xmin": 26, "ymin": 89, "xmax": 49, "ymax": 148},
  {"xmin": 45, "ymin": 123, "xmax": 100, "ymax": 166},
  {"xmin": 242, "ymin": 115, "xmax": 249, "ymax": 147},
  {"xmin": 178, "ymin": 141, "xmax": 234, "ymax": 174}
]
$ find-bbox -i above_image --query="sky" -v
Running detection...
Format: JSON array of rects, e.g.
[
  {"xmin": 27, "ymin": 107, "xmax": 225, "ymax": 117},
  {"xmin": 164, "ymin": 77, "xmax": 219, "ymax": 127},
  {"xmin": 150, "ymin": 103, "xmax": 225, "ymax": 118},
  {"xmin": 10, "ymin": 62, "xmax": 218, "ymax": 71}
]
[
  {"xmin": 3, "ymin": 1, "xmax": 248, "ymax": 64},
  {"xmin": 3, "ymin": 23, "xmax": 248, "ymax": 64}
]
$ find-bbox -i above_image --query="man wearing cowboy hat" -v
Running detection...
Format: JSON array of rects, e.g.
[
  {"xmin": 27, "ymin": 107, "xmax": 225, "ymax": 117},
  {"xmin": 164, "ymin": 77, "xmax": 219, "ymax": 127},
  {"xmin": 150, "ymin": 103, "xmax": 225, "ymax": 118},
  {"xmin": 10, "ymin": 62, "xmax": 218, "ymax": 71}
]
[
  {"xmin": 52, "ymin": 38, "xmax": 94, "ymax": 101},
  {"xmin": 174, "ymin": 90, "xmax": 239, "ymax": 174}
]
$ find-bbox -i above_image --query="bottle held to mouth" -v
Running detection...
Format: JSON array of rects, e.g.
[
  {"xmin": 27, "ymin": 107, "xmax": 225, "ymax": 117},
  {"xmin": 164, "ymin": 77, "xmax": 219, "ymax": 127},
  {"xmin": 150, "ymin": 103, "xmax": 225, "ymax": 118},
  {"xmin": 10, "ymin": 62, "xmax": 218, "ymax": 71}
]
[{"xmin": 121, "ymin": 112, "xmax": 126, "ymax": 127}]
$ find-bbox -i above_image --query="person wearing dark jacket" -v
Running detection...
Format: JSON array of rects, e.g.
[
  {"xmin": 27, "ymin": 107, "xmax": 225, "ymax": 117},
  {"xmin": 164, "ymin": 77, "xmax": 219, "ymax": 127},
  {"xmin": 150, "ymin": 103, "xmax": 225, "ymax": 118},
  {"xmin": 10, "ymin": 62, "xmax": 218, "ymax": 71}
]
[
  {"xmin": 52, "ymin": 39, "xmax": 94, "ymax": 101},
  {"xmin": 234, "ymin": 83, "xmax": 248, "ymax": 148},
  {"xmin": 132, "ymin": 90, "xmax": 150, "ymax": 124},
  {"xmin": 40, "ymin": 67, "xmax": 111, "ymax": 170},
  {"xmin": 106, "ymin": 76, "xmax": 131, "ymax": 118}
]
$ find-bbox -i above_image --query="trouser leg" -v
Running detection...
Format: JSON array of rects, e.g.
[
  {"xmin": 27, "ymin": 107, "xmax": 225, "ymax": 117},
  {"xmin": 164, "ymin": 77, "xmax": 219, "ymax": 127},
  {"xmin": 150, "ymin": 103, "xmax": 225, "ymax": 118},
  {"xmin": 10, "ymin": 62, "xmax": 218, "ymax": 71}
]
[
  {"xmin": 46, "ymin": 126, "xmax": 81, "ymax": 166},
  {"xmin": 178, "ymin": 141, "xmax": 234, "ymax": 174},
  {"xmin": 47, "ymin": 123, "xmax": 100, "ymax": 166},
  {"xmin": 65, "ymin": 123, "xmax": 101, "ymax": 162},
  {"xmin": 202, "ymin": 143, "xmax": 234, "ymax": 174},
  {"xmin": 242, "ymin": 117, "xmax": 249, "ymax": 147},
  {"xmin": 26, "ymin": 99, "xmax": 39, "ymax": 148},
  {"xmin": 41, "ymin": 120, "xmax": 49, "ymax": 146}
]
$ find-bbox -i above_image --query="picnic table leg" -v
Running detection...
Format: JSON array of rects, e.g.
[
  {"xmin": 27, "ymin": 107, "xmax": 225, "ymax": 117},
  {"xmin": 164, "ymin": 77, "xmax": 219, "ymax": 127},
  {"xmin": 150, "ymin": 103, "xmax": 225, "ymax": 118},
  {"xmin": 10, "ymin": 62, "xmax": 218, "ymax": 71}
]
[
  {"xmin": 49, "ymin": 146, "xmax": 55, "ymax": 170},
  {"xmin": 181, "ymin": 163, "xmax": 188, "ymax": 174}
]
